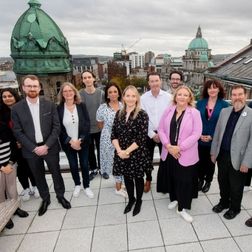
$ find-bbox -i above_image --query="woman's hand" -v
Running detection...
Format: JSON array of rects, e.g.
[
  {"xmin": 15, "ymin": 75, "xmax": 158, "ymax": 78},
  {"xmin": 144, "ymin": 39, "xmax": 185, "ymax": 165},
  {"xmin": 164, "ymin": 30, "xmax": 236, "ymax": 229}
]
[
  {"xmin": 70, "ymin": 139, "xmax": 81, "ymax": 150},
  {"xmin": 166, "ymin": 144, "xmax": 181, "ymax": 159},
  {"xmin": 201, "ymin": 135, "xmax": 212, "ymax": 142},
  {"xmin": 117, "ymin": 150, "xmax": 130, "ymax": 159},
  {"xmin": 0, "ymin": 164, "xmax": 14, "ymax": 174}
]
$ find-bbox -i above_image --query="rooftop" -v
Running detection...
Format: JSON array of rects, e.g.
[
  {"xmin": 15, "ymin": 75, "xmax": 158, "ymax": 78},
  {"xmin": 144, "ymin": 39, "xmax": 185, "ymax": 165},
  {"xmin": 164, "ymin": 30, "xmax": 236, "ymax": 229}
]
[{"xmin": 1, "ymin": 156, "xmax": 252, "ymax": 251}]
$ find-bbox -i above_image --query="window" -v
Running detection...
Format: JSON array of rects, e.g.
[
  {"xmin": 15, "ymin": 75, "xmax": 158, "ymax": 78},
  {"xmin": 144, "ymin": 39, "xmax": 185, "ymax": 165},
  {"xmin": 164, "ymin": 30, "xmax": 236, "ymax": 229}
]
[
  {"xmin": 244, "ymin": 58, "xmax": 252, "ymax": 64},
  {"xmin": 233, "ymin": 57, "xmax": 243, "ymax": 64}
]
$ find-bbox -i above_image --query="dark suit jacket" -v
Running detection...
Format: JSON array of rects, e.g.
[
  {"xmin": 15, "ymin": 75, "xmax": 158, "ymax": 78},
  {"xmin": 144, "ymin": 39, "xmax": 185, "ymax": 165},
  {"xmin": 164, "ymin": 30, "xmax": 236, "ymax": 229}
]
[
  {"xmin": 57, "ymin": 102, "xmax": 90, "ymax": 150},
  {"xmin": 11, "ymin": 97, "xmax": 60, "ymax": 158}
]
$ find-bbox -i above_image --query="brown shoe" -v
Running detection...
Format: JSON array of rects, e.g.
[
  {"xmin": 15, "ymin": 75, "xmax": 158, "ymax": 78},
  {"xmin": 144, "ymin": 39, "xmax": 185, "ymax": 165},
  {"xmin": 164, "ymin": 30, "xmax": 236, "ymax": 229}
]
[{"xmin": 144, "ymin": 181, "xmax": 151, "ymax": 193}]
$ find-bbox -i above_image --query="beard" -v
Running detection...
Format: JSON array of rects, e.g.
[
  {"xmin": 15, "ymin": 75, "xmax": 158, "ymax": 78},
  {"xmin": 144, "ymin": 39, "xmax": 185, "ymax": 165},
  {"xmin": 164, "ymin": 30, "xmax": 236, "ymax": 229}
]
[
  {"xmin": 27, "ymin": 91, "xmax": 39, "ymax": 99},
  {"xmin": 233, "ymin": 100, "xmax": 245, "ymax": 111}
]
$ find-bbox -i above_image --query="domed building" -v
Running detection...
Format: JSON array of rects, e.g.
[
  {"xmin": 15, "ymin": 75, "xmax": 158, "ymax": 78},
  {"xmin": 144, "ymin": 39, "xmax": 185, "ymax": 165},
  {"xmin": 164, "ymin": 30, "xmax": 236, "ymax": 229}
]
[
  {"xmin": 183, "ymin": 26, "xmax": 212, "ymax": 87},
  {"xmin": 10, "ymin": 0, "xmax": 72, "ymax": 101}
]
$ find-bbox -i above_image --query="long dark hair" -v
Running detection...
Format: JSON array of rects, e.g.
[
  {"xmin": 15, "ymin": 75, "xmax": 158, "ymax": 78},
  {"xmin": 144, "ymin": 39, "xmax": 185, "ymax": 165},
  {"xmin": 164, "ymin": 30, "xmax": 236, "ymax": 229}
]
[{"xmin": 104, "ymin": 82, "xmax": 122, "ymax": 105}]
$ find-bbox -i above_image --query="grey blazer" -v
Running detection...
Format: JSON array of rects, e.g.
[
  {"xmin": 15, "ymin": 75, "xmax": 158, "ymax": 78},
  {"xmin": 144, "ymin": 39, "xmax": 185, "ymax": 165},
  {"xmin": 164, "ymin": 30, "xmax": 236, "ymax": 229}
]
[
  {"xmin": 11, "ymin": 97, "xmax": 60, "ymax": 158},
  {"xmin": 211, "ymin": 105, "xmax": 252, "ymax": 170}
]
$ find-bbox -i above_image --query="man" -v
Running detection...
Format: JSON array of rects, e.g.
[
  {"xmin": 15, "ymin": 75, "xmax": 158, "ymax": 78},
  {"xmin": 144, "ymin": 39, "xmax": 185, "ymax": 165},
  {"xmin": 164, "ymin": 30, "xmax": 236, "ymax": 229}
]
[
  {"xmin": 168, "ymin": 70, "xmax": 183, "ymax": 94},
  {"xmin": 12, "ymin": 75, "xmax": 71, "ymax": 216},
  {"xmin": 141, "ymin": 72, "xmax": 172, "ymax": 192},
  {"xmin": 211, "ymin": 85, "xmax": 252, "ymax": 220},
  {"xmin": 79, "ymin": 70, "xmax": 105, "ymax": 180}
]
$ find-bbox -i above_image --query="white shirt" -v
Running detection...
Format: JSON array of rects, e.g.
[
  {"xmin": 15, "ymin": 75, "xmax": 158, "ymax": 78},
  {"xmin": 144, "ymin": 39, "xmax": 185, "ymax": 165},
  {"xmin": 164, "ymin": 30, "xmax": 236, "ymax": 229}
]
[
  {"xmin": 63, "ymin": 104, "xmax": 79, "ymax": 140},
  {"xmin": 141, "ymin": 89, "xmax": 173, "ymax": 138},
  {"xmin": 26, "ymin": 97, "xmax": 43, "ymax": 143}
]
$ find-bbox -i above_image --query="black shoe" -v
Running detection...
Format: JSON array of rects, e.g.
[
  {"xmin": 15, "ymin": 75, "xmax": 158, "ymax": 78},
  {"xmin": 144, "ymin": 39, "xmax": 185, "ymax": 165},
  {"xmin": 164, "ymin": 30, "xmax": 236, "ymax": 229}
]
[
  {"xmin": 202, "ymin": 182, "xmax": 211, "ymax": 193},
  {"xmin": 212, "ymin": 203, "xmax": 229, "ymax": 213},
  {"xmin": 102, "ymin": 172, "xmax": 109, "ymax": 179},
  {"xmin": 124, "ymin": 198, "xmax": 136, "ymax": 214},
  {"xmin": 5, "ymin": 219, "xmax": 14, "ymax": 229},
  {"xmin": 38, "ymin": 199, "xmax": 51, "ymax": 216},
  {"xmin": 89, "ymin": 171, "xmax": 98, "ymax": 181},
  {"xmin": 57, "ymin": 197, "xmax": 71, "ymax": 209},
  {"xmin": 14, "ymin": 208, "xmax": 29, "ymax": 218},
  {"xmin": 198, "ymin": 180, "xmax": 204, "ymax": 191},
  {"xmin": 245, "ymin": 217, "xmax": 252, "ymax": 227},
  {"xmin": 223, "ymin": 209, "xmax": 240, "ymax": 220},
  {"xmin": 133, "ymin": 200, "xmax": 142, "ymax": 216}
]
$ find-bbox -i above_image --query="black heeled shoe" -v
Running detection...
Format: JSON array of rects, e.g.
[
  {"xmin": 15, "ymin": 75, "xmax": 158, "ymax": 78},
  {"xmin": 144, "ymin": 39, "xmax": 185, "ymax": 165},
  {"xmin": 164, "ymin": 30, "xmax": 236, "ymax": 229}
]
[
  {"xmin": 14, "ymin": 208, "xmax": 29, "ymax": 218},
  {"xmin": 202, "ymin": 182, "xmax": 211, "ymax": 193},
  {"xmin": 124, "ymin": 198, "xmax": 136, "ymax": 214},
  {"xmin": 5, "ymin": 219, "xmax": 14, "ymax": 229},
  {"xmin": 133, "ymin": 200, "xmax": 142, "ymax": 216},
  {"xmin": 38, "ymin": 199, "xmax": 51, "ymax": 216}
]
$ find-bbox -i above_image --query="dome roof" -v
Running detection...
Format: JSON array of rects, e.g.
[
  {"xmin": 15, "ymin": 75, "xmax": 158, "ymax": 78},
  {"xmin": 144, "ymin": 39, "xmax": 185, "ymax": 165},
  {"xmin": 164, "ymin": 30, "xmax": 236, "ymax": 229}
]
[
  {"xmin": 10, "ymin": 0, "xmax": 72, "ymax": 74},
  {"xmin": 199, "ymin": 51, "xmax": 208, "ymax": 62},
  {"xmin": 188, "ymin": 26, "xmax": 208, "ymax": 50}
]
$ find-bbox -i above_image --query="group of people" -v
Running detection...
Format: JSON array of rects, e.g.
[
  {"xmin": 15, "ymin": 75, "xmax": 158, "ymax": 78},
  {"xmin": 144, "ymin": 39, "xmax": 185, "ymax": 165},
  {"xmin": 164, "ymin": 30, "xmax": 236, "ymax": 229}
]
[{"xmin": 1, "ymin": 69, "xmax": 252, "ymax": 231}]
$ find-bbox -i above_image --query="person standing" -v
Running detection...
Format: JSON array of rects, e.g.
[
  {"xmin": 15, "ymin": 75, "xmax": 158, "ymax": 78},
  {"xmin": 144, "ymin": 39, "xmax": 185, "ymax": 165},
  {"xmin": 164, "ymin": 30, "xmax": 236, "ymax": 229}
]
[
  {"xmin": 112, "ymin": 86, "xmax": 152, "ymax": 216},
  {"xmin": 158, "ymin": 86, "xmax": 202, "ymax": 223},
  {"xmin": 79, "ymin": 70, "xmax": 105, "ymax": 180},
  {"xmin": 141, "ymin": 72, "xmax": 172, "ymax": 192},
  {"xmin": 12, "ymin": 75, "xmax": 71, "ymax": 216},
  {"xmin": 168, "ymin": 70, "xmax": 184, "ymax": 94},
  {"xmin": 196, "ymin": 80, "xmax": 229, "ymax": 193},
  {"xmin": 211, "ymin": 85, "xmax": 252, "ymax": 220},
  {"xmin": 0, "ymin": 102, "xmax": 29, "ymax": 230},
  {"xmin": 57, "ymin": 82, "xmax": 94, "ymax": 199},
  {"xmin": 0, "ymin": 88, "xmax": 39, "ymax": 201}
]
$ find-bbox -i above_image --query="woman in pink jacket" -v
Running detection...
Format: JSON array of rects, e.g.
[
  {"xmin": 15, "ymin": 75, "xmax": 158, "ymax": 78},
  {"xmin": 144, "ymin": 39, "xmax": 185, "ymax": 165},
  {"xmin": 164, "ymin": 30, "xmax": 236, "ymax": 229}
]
[{"xmin": 157, "ymin": 86, "xmax": 202, "ymax": 223}]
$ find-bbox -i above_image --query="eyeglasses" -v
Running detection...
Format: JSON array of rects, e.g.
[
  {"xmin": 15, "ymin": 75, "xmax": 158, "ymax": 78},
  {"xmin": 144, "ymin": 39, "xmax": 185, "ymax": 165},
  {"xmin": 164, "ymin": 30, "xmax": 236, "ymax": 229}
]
[
  {"xmin": 24, "ymin": 85, "xmax": 40, "ymax": 89},
  {"xmin": 171, "ymin": 78, "xmax": 181, "ymax": 81}
]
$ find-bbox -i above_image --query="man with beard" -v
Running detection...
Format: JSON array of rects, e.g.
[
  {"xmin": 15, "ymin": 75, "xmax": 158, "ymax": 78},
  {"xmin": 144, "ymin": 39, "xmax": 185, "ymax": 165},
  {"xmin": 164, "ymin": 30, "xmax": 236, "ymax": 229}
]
[
  {"xmin": 168, "ymin": 70, "xmax": 183, "ymax": 94},
  {"xmin": 12, "ymin": 75, "xmax": 71, "ymax": 216},
  {"xmin": 211, "ymin": 85, "xmax": 252, "ymax": 220}
]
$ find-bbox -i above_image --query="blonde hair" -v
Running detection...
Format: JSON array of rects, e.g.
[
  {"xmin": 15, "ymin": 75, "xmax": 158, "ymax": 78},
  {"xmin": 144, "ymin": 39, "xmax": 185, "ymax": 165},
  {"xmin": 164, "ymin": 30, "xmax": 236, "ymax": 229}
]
[
  {"xmin": 58, "ymin": 82, "xmax": 81, "ymax": 104},
  {"xmin": 173, "ymin": 85, "xmax": 195, "ymax": 107},
  {"xmin": 119, "ymin": 85, "xmax": 141, "ymax": 119}
]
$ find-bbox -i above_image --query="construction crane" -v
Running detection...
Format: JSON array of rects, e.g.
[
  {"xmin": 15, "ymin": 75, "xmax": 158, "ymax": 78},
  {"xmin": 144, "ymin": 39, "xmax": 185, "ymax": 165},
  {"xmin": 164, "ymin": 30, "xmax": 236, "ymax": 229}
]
[{"xmin": 121, "ymin": 38, "xmax": 142, "ymax": 57}]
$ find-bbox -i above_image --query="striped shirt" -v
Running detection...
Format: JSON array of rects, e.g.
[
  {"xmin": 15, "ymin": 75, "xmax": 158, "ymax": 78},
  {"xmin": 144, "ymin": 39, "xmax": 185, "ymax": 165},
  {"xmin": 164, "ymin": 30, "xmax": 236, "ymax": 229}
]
[{"xmin": 0, "ymin": 141, "xmax": 11, "ymax": 166}]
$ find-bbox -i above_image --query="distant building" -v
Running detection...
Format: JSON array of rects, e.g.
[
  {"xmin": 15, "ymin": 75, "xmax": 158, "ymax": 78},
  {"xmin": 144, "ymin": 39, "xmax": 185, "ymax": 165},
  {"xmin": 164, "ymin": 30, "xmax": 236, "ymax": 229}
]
[
  {"xmin": 183, "ymin": 26, "xmax": 212, "ymax": 86},
  {"xmin": 206, "ymin": 39, "xmax": 252, "ymax": 99},
  {"xmin": 144, "ymin": 51, "xmax": 155, "ymax": 67},
  {"xmin": 10, "ymin": 0, "xmax": 72, "ymax": 102},
  {"xmin": 129, "ymin": 52, "xmax": 145, "ymax": 69},
  {"xmin": 0, "ymin": 71, "xmax": 19, "ymax": 90}
]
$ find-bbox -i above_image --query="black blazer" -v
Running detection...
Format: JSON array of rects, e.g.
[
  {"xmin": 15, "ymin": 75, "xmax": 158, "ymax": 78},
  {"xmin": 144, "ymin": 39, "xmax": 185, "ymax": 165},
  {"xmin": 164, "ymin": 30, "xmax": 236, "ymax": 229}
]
[
  {"xmin": 57, "ymin": 102, "xmax": 90, "ymax": 150},
  {"xmin": 11, "ymin": 97, "xmax": 61, "ymax": 158}
]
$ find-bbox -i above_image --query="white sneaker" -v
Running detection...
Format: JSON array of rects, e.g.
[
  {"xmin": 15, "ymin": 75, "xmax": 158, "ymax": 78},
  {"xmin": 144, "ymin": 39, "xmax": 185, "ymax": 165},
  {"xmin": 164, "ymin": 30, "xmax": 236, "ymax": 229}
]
[
  {"xmin": 32, "ymin": 186, "xmax": 40, "ymax": 198},
  {"xmin": 73, "ymin": 185, "xmax": 81, "ymax": 197},
  {"xmin": 168, "ymin": 200, "xmax": 178, "ymax": 210},
  {"xmin": 177, "ymin": 209, "xmax": 193, "ymax": 223},
  {"xmin": 115, "ymin": 189, "xmax": 128, "ymax": 198},
  {"xmin": 84, "ymin": 187, "xmax": 94, "ymax": 199},
  {"xmin": 20, "ymin": 188, "xmax": 30, "ymax": 201},
  {"xmin": 244, "ymin": 186, "xmax": 251, "ymax": 192}
]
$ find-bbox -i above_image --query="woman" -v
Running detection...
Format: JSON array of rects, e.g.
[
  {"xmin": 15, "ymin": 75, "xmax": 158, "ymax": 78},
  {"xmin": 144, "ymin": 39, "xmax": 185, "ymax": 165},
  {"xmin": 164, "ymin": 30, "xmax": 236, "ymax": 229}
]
[
  {"xmin": 157, "ymin": 86, "xmax": 202, "ymax": 223},
  {"xmin": 57, "ymin": 82, "xmax": 94, "ymax": 199},
  {"xmin": 0, "ymin": 88, "xmax": 39, "ymax": 201},
  {"xmin": 111, "ymin": 85, "xmax": 151, "ymax": 216},
  {"xmin": 96, "ymin": 83, "xmax": 127, "ymax": 197},
  {"xmin": 196, "ymin": 80, "xmax": 229, "ymax": 193},
  {"xmin": 0, "ymin": 101, "xmax": 29, "ymax": 230}
]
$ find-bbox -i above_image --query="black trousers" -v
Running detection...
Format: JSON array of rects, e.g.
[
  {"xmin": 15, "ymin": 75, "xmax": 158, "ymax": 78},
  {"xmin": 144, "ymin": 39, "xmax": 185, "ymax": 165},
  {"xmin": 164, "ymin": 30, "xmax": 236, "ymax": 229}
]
[
  {"xmin": 124, "ymin": 176, "xmax": 144, "ymax": 203},
  {"xmin": 198, "ymin": 145, "xmax": 215, "ymax": 183},
  {"xmin": 16, "ymin": 149, "xmax": 36, "ymax": 189},
  {"xmin": 88, "ymin": 132, "xmax": 101, "ymax": 171},
  {"xmin": 26, "ymin": 153, "xmax": 65, "ymax": 201},
  {"xmin": 145, "ymin": 137, "xmax": 162, "ymax": 181},
  {"xmin": 217, "ymin": 150, "xmax": 246, "ymax": 211}
]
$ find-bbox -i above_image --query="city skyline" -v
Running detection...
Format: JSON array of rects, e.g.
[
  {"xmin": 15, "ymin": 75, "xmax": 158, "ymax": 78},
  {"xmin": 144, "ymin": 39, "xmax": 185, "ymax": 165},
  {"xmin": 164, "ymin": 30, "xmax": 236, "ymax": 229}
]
[{"xmin": 0, "ymin": 0, "xmax": 251, "ymax": 57}]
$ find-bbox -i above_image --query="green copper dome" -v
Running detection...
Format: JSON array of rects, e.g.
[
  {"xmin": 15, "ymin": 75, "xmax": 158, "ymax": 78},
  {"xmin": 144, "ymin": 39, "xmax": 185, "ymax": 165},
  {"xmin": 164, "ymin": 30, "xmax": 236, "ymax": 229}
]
[
  {"xmin": 188, "ymin": 26, "xmax": 208, "ymax": 50},
  {"xmin": 10, "ymin": 0, "xmax": 72, "ymax": 74}
]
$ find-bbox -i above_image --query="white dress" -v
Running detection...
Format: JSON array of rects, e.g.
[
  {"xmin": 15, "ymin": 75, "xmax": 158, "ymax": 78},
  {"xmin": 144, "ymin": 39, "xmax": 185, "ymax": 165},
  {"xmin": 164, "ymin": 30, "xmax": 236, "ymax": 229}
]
[{"xmin": 96, "ymin": 102, "xmax": 122, "ymax": 175}]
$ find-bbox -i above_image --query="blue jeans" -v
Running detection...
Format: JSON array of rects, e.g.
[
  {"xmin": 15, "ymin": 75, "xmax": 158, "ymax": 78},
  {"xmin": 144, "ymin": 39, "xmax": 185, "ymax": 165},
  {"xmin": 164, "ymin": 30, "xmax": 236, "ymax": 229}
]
[{"xmin": 64, "ymin": 143, "xmax": 90, "ymax": 189}]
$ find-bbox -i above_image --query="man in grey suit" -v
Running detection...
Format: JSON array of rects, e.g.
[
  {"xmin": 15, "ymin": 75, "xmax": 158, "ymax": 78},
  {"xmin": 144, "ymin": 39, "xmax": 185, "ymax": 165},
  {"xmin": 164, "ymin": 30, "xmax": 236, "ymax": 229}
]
[
  {"xmin": 211, "ymin": 85, "xmax": 252, "ymax": 220},
  {"xmin": 12, "ymin": 75, "xmax": 71, "ymax": 216}
]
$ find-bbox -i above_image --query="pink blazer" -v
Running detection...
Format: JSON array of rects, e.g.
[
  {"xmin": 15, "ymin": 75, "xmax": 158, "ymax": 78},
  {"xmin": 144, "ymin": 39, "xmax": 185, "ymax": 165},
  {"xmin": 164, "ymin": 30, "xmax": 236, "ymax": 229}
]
[{"xmin": 158, "ymin": 105, "xmax": 202, "ymax": 166}]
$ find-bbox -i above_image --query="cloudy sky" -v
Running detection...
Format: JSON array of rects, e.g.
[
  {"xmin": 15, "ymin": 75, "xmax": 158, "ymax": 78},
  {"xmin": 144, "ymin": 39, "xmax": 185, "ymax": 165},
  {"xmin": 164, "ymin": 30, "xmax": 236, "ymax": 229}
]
[{"xmin": 0, "ymin": 0, "xmax": 251, "ymax": 57}]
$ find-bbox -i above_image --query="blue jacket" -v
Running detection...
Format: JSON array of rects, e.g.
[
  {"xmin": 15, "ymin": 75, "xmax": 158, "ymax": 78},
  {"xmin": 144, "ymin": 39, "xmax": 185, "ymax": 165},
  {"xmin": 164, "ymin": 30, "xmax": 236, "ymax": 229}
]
[{"xmin": 196, "ymin": 98, "xmax": 229, "ymax": 146}]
